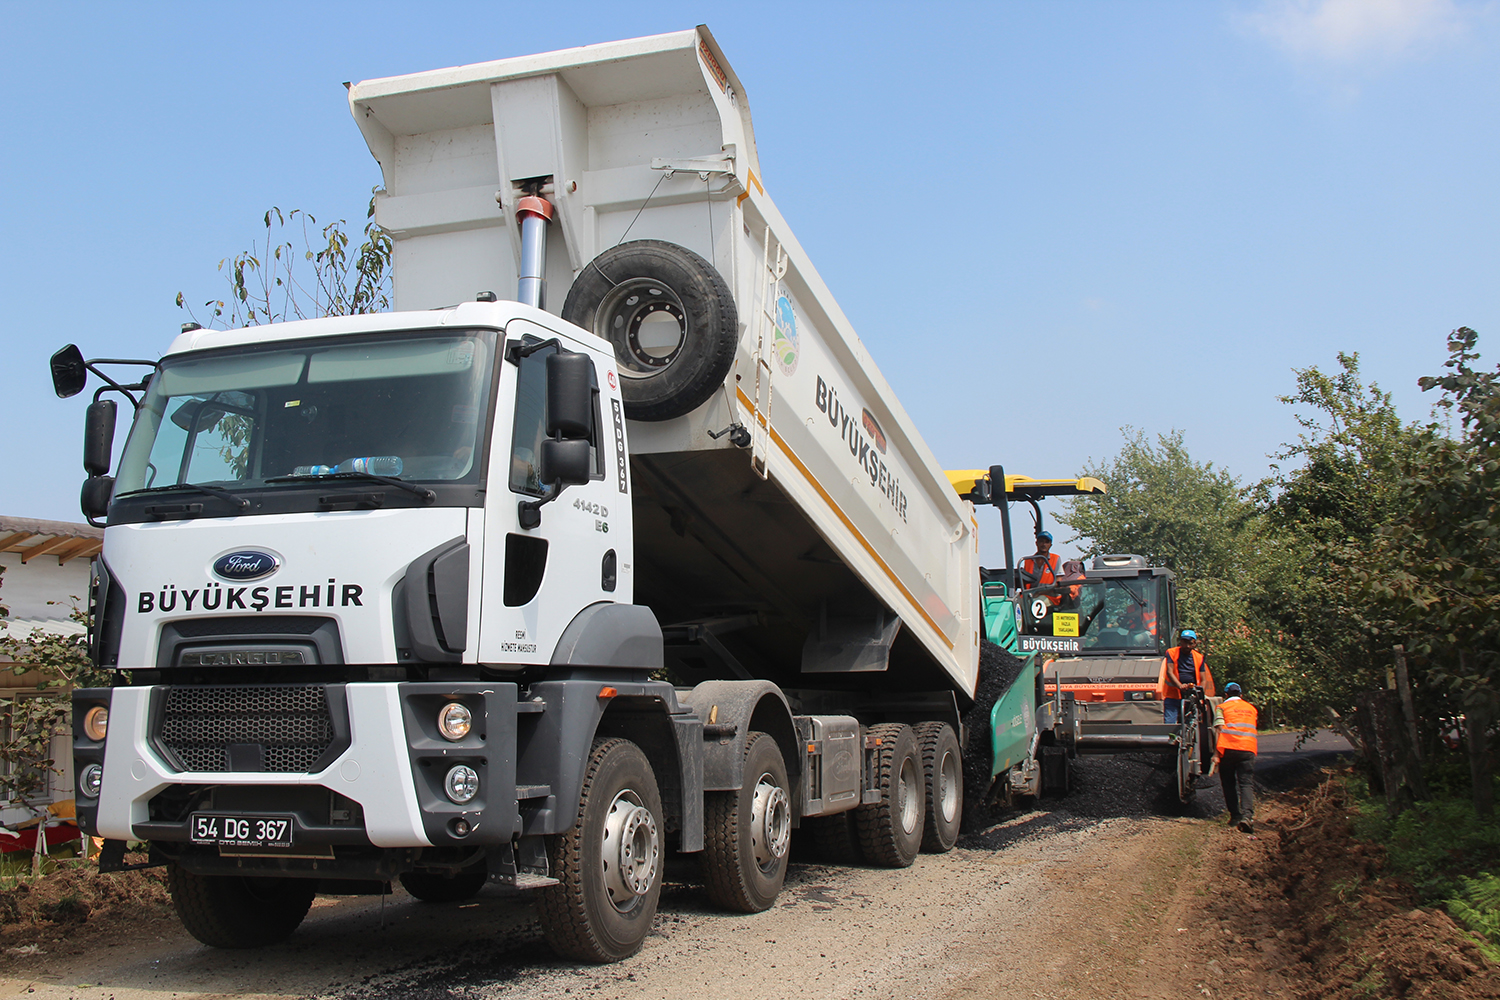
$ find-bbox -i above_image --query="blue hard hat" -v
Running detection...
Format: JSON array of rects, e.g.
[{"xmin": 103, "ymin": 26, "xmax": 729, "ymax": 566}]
[
  {"xmin": 1180, "ymin": 629, "xmax": 1198, "ymax": 640},
  {"xmin": 1036, "ymin": 530, "xmax": 1053, "ymax": 542},
  {"xmin": 1225, "ymin": 682, "xmax": 1242, "ymax": 696}
]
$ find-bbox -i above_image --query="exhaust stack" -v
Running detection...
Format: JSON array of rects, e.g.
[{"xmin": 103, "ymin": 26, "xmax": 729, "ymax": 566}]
[{"xmin": 516, "ymin": 196, "xmax": 554, "ymax": 309}]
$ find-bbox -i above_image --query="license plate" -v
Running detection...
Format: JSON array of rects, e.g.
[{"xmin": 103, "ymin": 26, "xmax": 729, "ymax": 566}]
[{"xmin": 189, "ymin": 813, "xmax": 295, "ymax": 849}]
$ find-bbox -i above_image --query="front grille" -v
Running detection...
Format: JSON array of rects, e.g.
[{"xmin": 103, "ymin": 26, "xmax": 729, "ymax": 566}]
[
  {"xmin": 169, "ymin": 616, "xmax": 331, "ymax": 638},
  {"xmin": 158, "ymin": 685, "xmax": 335, "ymax": 773}
]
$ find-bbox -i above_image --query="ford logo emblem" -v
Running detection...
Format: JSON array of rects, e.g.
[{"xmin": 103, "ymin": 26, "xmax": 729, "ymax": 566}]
[{"xmin": 212, "ymin": 550, "xmax": 280, "ymax": 581}]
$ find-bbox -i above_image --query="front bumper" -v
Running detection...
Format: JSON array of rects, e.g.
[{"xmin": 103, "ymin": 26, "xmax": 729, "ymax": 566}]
[{"xmin": 75, "ymin": 682, "xmax": 521, "ymax": 849}]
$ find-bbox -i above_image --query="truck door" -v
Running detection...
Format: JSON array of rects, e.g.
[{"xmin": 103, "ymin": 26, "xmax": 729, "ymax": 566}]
[{"xmin": 479, "ymin": 319, "xmax": 630, "ymax": 666}]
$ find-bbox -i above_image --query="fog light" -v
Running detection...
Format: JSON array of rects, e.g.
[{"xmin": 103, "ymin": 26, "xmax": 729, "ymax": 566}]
[
  {"xmin": 437, "ymin": 701, "xmax": 472, "ymax": 741},
  {"xmin": 80, "ymin": 764, "xmax": 103, "ymax": 798},
  {"xmin": 83, "ymin": 705, "xmax": 108, "ymax": 742},
  {"xmin": 452, "ymin": 818, "xmax": 471, "ymax": 837},
  {"xmin": 445, "ymin": 765, "xmax": 479, "ymax": 804}
]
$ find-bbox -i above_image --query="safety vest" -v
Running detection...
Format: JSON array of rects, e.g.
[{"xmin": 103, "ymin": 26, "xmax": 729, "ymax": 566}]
[
  {"xmin": 1165, "ymin": 647, "xmax": 1209, "ymax": 689},
  {"xmin": 1216, "ymin": 697, "xmax": 1258, "ymax": 754},
  {"xmin": 1022, "ymin": 553, "xmax": 1062, "ymax": 605}
]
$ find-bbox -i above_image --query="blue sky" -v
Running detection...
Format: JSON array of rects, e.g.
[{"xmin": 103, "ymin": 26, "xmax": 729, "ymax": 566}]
[{"xmin": 3, "ymin": 1, "xmax": 1496, "ymax": 567}]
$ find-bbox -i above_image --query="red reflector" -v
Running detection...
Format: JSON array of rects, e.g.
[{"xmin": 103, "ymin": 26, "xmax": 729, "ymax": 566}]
[{"xmin": 598, "ymin": 686, "xmax": 618, "ymax": 699}]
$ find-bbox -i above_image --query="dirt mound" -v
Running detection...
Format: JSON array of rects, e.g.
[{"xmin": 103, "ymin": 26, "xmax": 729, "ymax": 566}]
[
  {"xmin": 1187, "ymin": 771, "xmax": 1500, "ymax": 999},
  {"xmin": 0, "ymin": 856, "xmax": 173, "ymax": 961}
]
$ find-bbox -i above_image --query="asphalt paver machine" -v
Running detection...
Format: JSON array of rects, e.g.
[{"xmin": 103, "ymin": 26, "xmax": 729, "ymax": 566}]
[{"xmin": 950, "ymin": 466, "xmax": 1216, "ymax": 805}]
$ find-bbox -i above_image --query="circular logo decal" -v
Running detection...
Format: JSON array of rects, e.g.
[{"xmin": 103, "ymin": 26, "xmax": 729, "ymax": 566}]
[
  {"xmin": 212, "ymin": 550, "xmax": 281, "ymax": 582},
  {"xmin": 607, "ymin": 369, "xmax": 617, "ymax": 390},
  {"xmin": 773, "ymin": 294, "xmax": 799, "ymax": 376}
]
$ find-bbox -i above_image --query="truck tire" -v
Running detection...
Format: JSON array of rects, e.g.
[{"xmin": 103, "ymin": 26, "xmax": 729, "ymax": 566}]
[
  {"xmin": 701, "ymin": 731, "xmax": 792, "ymax": 912},
  {"xmin": 1041, "ymin": 745, "xmax": 1071, "ymax": 797},
  {"xmin": 536, "ymin": 738, "xmax": 664, "ymax": 963},
  {"xmin": 806, "ymin": 811, "xmax": 864, "ymax": 864},
  {"xmin": 168, "ymin": 864, "xmax": 316, "ymax": 948},
  {"xmin": 399, "ymin": 859, "xmax": 487, "ymax": 902},
  {"xmin": 914, "ymin": 722, "xmax": 962, "ymax": 853},
  {"xmin": 562, "ymin": 240, "xmax": 738, "ymax": 421},
  {"xmin": 855, "ymin": 723, "xmax": 924, "ymax": 868}
]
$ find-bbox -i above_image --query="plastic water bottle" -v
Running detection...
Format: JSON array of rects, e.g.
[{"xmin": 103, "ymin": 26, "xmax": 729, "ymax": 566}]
[
  {"xmin": 291, "ymin": 456, "xmax": 402, "ymax": 477},
  {"xmin": 340, "ymin": 456, "xmax": 403, "ymax": 476}
]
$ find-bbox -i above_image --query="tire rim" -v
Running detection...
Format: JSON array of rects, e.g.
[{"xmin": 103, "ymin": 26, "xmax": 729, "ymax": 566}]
[
  {"xmin": 750, "ymin": 773, "xmax": 791, "ymax": 871},
  {"xmin": 937, "ymin": 749, "xmax": 960, "ymax": 825},
  {"xmin": 600, "ymin": 789, "xmax": 660, "ymax": 912},
  {"xmin": 898, "ymin": 755, "xmax": 921, "ymax": 835},
  {"xmin": 595, "ymin": 279, "xmax": 688, "ymax": 378}
]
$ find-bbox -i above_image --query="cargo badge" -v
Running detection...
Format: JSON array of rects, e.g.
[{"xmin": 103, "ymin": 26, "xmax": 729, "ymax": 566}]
[{"xmin": 212, "ymin": 550, "xmax": 280, "ymax": 581}]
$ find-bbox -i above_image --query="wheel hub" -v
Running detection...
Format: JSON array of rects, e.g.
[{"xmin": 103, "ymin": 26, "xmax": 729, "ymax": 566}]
[
  {"xmin": 898, "ymin": 756, "xmax": 922, "ymax": 835},
  {"xmin": 600, "ymin": 790, "xmax": 660, "ymax": 911},
  {"xmin": 938, "ymin": 749, "xmax": 960, "ymax": 824},
  {"xmin": 597, "ymin": 279, "xmax": 688, "ymax": 377},
  {"xmin": 750, "ymin": 774, "xmax": 791, "ymax": 870}
]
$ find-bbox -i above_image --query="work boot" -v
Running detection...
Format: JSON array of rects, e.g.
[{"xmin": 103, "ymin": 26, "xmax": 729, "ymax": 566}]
[{"xmin": 1237, "ymin": 820, "xmax": 1254, "ymax": 834}]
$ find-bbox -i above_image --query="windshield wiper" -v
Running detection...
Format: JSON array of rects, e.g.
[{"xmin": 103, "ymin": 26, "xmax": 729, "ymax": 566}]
[
  {"xmin": 116, "ymin": 482, "xmax": 249, "ymax": 510},
  {"xmin": 267, "ymin": 471, "xmax": 436, "ymax": 504}
]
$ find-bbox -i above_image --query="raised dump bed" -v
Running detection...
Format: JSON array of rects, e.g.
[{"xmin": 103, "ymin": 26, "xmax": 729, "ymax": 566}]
[{"xmin": 349, "ymin": 28, "xmax": 978, "ymax": 697}]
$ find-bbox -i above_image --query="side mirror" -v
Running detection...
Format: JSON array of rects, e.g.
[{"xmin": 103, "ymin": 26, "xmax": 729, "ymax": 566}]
[
  {"xmin": 81, "ymin": 476, "xmax": 114, "ymax": 521},
  {"xmin": 51, "ymin": 345, "xmax": 88, "ymax": 399},
  {"xmin": 545, "ymin": 352, "xmax": 594, "ymax": 439},
  {"xmin": 169, "ymin": 399, "xmax": 225, "ymax": 432},
  {"xmin": 84, "ymin": 399, "xmax": 117, "ymax": 477},
  {"xmin": 540, "ymin": 438, "xmax": 593, "ymax": 487}
]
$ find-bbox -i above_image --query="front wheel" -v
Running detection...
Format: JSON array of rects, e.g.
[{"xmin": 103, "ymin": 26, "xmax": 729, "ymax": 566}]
[
  {"xmin": 701, "ymin": 731, "xmax": 792, "ymax": 912},
  {"xmin": 168, "ymin": 865, "xmax": 316, "ymax": 948},
  {"xmin": 536, "ymin": 738, "xmax": 664, "ymax": 963}
]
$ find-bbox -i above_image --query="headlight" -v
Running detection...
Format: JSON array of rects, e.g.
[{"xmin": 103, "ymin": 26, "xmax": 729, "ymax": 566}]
[
  {"xmin": 83, "ymin": 706, "xmax": 109, "ymax": 742},
  {"xmin": 437, "ymin": 701, "xmax": 472, "ymax": 741},
  {"xmin": 80, "ymin": 764, "xmax": 103, "ymax": 798},
  {"xmin": 445, "ymin": 765, "xmax": 479, "ymax": 804}
]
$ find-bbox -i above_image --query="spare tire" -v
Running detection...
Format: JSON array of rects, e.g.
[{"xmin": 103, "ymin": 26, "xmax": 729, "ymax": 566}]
[{"xmin": 562, "ymin": 240, "xmax": 738, "ymax": 421}]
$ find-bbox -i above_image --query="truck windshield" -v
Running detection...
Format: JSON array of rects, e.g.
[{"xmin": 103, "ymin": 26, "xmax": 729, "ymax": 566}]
[
  {"xmin": 114, "ymin": 331, "xmax": 496, "ymax": 495},
  {"xmin": 1018, "ymin": 577, "xmax": 1165, "ymax": 653}
]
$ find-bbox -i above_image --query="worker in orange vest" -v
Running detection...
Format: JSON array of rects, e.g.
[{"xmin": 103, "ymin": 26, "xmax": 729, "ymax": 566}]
[
  {"xmin": 1163, "ymin": 628, "xmax": 1213, "ymax": 724},
  {"xmin": 1021, "ymin": 532, "xmax": 1062, "ymax": 606},
  {"xmin": 1214, "ymin": 681, "xmax": 1259, "ymax": 833}
]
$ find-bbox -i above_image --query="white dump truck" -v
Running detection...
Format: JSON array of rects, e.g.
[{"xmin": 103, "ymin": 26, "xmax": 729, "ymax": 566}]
[{"xmin": 53, "ymin": 27, "xmax": 980, "ymax": 962}]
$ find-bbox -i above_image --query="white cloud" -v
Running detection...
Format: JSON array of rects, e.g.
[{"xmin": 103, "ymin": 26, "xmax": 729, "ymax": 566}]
[{"xmin": 1240, "ymin": 0, "xmax": 1477, "ymax": 62}]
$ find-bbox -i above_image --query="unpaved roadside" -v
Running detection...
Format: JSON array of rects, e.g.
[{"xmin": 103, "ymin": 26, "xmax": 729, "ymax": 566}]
[{"xmin": 0, "ymin": 757, "xmax": 1236, "ymax": 1000}]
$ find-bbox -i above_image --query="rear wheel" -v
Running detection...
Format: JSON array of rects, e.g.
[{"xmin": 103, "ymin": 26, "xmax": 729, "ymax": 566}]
[
  {"xmin": 701, "ymin": 732, "xmax": 792, "ymax": 912},
  {"xmin": 914, "ymin": 722, "xmax": 962, "ymax": 853},
  {"xmin": 1177, "ymin": 706, "xmax": 1201, "ymax": 803},
  {"xmin": 399, "ymin": 859, "xmax": 487, "ymax": 902},
  {"xmin": 536, "ymin": 738, "xmax": 664, "ymax": 963},
  {"xmin": 1040, "ymin": 745, "xmax": 1071, "ymax": 797},
  {"xmin": 806, "ymin": 811, "xmax": 864, "ymax": 864},
  {"xmin": 855, "ymin": 723, "xmax": 924, "ymax": 868},
  {"xmin": 168, "ymin": 865, "xmax": 315, "ymax": 948}
]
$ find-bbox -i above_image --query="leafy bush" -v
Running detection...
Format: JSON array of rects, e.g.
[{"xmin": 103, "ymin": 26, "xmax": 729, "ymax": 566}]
[
  {"xmin": 1357, "ymin": 793, "xmax": 1500, "ymax": 900},
  {"xmin": 1446, "ymin": 872, "xmax": 1500, "ymax": 963}
]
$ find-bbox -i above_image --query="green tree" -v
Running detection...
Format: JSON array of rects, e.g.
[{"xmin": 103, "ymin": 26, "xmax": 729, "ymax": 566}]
[
  {"xmin": 1364, "ymin": 328, "xmax": 1500, "ymax": 813},
  {"xmin": 1059, "ymin": 429, "xmax": 1295, "ymax": 712},
  {"xmin": 176, "ymin": 200, "xmax": 392, "ymax": 329},
  {"xmin": 1256, "ymin": 353, "xmax": 1424, "ymax": 725}
]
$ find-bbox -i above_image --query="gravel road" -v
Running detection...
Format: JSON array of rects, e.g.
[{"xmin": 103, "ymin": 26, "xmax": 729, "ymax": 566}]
[{"xmin": 0, "ymin": 734, "xmax": 1351, "ymax": 1000}]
